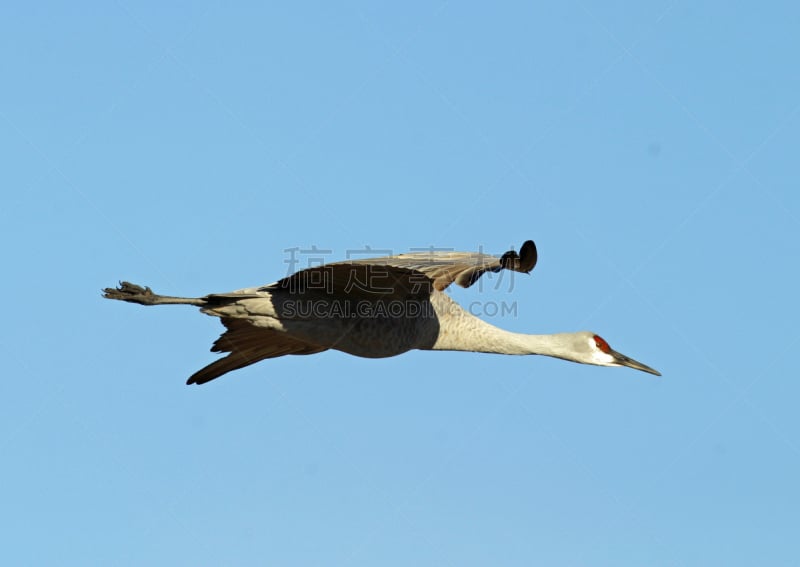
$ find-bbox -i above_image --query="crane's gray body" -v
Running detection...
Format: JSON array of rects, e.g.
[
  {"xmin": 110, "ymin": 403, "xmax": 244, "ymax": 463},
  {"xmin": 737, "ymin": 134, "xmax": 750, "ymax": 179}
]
[{"xmin": 200, "ymin": 286, "xmax": 445, "ymax": 358}]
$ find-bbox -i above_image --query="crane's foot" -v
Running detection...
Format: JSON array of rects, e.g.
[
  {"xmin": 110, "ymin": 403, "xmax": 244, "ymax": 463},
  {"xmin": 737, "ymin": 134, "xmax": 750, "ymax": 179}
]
[
  {"xmin": 103, "ymin": 281, "xmax": 158, "ymax": 304},
  {"xmin": 103, "ymin": 281, "xmax": 205, "ymax": 306}
]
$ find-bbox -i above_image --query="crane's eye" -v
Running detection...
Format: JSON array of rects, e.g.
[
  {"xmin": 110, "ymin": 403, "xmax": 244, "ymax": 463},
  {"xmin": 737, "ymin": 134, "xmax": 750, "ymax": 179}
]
[{"xmin": 593, "ymin": 335, "xmax": 611, "ymax": 354}]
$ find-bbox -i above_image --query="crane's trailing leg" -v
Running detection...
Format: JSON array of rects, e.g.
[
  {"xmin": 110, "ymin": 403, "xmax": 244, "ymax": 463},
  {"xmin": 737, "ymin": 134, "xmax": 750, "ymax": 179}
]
[{"xmin": 103, "ymin": 281, "xmax": 206, "ymax": 307}]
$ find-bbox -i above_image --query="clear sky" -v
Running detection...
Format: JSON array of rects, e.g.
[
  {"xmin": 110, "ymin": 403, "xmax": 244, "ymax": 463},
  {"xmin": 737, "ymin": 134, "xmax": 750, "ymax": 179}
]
[{"xmin": 2, "ymin": 2, "xmax": 799, "ymax": 565}]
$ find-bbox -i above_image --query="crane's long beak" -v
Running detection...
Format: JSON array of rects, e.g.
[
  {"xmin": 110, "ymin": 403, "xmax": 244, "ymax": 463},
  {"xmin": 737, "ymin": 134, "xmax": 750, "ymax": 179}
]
[{"xmin": 611, "ymin": 349, "xmax": 661, "ymax": 376}]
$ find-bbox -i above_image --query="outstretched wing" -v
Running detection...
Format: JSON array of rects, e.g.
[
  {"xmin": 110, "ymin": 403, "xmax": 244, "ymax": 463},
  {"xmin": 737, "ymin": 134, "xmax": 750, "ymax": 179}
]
[
  {"xmin": 187, "ymin": 319, "xmax": 327, "ymax": 385},
  {"xmin": 358, "ymin": 239, "xmax": 537, "ymax": 291},
  {"xmin": 267, "ymin": 240, "xmax": 538, "ymax": 295}
]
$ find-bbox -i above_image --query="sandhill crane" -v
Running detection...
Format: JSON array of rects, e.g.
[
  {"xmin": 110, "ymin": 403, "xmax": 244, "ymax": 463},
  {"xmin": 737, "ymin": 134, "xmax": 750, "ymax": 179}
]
[{"xmin": 104, "ymin": 240, "xmax": 660, "ymax": 384}]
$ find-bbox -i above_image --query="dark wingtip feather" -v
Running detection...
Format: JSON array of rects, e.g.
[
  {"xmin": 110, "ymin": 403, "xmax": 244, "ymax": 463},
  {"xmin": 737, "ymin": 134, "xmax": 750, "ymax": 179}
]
[
  {"xmin": 519, "ymin": 240, "xmax": 537, "ymax": 273},
  {"xmin": 499, "ymin": 240, "xmax": 537, "ymax": 273}
]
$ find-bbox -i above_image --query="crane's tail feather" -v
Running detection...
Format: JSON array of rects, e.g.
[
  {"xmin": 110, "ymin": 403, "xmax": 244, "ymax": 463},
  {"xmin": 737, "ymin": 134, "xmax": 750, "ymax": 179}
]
[{"xmin": 102, "ymin": 281, "xmax": 206, "ymax": 306}]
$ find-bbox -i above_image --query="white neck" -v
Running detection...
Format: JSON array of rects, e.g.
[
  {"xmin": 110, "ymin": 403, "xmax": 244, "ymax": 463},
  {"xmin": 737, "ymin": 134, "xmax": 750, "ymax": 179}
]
[
  {"xmin": 433, "ymin": 324, "xmax": 575, "ymax": 358},
  {"xmin": 428, "ymin": 293, "xmax": 579, "ymax": 361}
]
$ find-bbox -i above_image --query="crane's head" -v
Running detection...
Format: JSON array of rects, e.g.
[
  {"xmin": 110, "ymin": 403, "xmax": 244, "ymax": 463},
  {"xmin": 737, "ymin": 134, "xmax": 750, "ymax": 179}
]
[{"xmin": 574, "ymin": 331, "xmax": 661, "ymax": 376}]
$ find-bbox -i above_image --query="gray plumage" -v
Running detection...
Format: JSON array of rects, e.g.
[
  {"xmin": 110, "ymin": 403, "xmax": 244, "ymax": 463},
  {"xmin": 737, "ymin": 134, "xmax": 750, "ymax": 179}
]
[{"xmin": 104, "ymin": 239, "xmax": 660, "ymax": 384}]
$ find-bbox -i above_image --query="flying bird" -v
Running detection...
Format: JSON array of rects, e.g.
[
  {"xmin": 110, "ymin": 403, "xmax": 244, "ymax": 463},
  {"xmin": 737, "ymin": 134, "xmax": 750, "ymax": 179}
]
[{"xmin": 104, "ymin": 240, "xmax": 660, "ymax": 384}]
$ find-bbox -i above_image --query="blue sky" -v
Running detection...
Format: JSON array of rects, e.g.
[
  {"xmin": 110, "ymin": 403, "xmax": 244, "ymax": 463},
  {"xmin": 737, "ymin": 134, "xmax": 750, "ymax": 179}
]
[{"xmin": 2, "ymin": 2, "xmax": 799, "ymax": 565}]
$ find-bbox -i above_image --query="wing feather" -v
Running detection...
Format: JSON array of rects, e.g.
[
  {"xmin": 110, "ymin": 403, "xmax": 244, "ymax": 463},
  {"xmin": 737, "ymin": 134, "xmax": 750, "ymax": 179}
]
[
  {"xmin": 269, "ymin": 240, "xmax": 538, "ymax": 293},
  {"xmin": 187, "ymin": 319, "xmax": 327, "ymax": 385}
]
